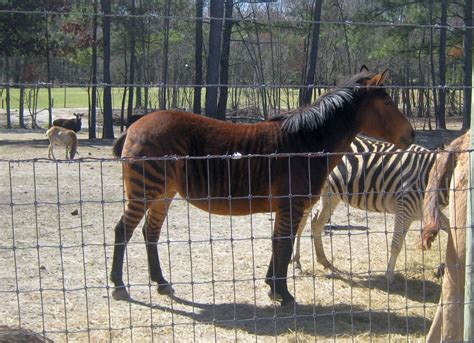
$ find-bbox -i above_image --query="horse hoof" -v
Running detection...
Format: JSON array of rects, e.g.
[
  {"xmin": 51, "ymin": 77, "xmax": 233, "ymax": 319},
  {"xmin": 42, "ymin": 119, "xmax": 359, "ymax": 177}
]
[
  {"xmin": 318, "ymin": 259, "xmax": 333, "ymax": 270},
  {"xmin": 158, "ymin": 283, "xmax": 174, "ymax": 295},
  {"xmin": 267, "ymin": 289, "xmax": 283, "ymax": 302},
  {"xmin": 385, "ymin": 270, "xmax": 395, "ymax": 284},
  {"xmin": 281, "ymin": 299, "xmax": 298, "ymax": 308},
  {"xmin": 435, "ymin": 263, "xmax": 446, "ymax": 278},
  {"xmin": 112, "ymin": 287, "xmax": 130, "ymax": 301}
]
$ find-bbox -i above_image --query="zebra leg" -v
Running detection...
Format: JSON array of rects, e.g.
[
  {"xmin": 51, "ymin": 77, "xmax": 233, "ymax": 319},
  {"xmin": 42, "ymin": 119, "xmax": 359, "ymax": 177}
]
[
  {"xmin": 311, "ymin": 193, "xmax": 339, "ymax": 269},
  {"xmin": 386, "ymin": 212, "xmax": 413, "ymax": 284},
  {"xmin": 291, "ymin": 207, "xmax": 312, "ymax": 272},
  {"xmin": 266, "ymin": 204, "xmax": 306, "ymax": 306},
  {"xmin": 65, "ymin": 146, "xmax": 69, "ymax": 160},
  {"xmin": 142, "ymin": 198, "xmax": 175, "ymax": 295},
  {"xmin": 110, "ymin": 202, "xmax": 144, "ymax": 301}
]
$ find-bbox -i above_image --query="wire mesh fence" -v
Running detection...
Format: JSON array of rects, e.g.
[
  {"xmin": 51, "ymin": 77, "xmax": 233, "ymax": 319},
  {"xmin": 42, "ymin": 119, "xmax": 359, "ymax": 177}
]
[
  {"xmin": 0, "ymin": 0, "xmax": 472, "ymax": 341},
  {"xmin": 0, "ymin": 141, "xmax": 470, "ymax": 341}
]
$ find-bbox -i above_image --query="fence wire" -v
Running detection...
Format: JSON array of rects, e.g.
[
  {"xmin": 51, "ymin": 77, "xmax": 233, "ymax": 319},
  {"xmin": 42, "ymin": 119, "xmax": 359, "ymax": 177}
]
[
  {"xmin": 0, "ymin": 146, "xmax": 469, "ymax": 341},
  {"xmin": 0, "ymin": 0, "xmax": 472, "ymax": 341}
]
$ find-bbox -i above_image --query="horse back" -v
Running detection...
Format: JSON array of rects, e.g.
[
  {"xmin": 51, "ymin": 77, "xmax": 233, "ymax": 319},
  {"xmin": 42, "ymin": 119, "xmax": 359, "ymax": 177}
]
[{"xmin": 119, "ymin": 111, "xmax": 325, "ymax": 214}]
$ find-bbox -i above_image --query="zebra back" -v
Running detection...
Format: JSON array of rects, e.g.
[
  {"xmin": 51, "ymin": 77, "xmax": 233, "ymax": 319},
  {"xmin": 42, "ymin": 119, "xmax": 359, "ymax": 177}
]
[{"xmin": 327, "ymin": 136, "xmax": 448, "ymax": 215}]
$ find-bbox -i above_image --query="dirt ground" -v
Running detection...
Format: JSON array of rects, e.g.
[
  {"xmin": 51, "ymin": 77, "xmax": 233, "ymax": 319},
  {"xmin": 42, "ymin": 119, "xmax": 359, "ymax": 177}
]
[{"xmin": 0, "ymin": 111, "xmax": 466, "ymax": 342}]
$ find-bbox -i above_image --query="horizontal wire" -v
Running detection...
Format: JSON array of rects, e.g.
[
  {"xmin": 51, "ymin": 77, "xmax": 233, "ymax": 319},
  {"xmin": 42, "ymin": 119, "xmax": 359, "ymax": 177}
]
[
  {"xmin": 0, "ymin": 149, "xmax": 472, "ymax": 164},
  {"xmin": 0, "ymin": 9, "xmax": 469, "ymax": 30},
  {"xmin": 0, "ymin": 82, "xmax": 469, "ymax": 90}
]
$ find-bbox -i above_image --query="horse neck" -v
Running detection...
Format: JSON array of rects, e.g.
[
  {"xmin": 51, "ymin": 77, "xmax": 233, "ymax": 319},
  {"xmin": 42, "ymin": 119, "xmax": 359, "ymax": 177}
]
[{"xmin": 293, "ymin": 110, "xmax": 360, "ymax": 155}]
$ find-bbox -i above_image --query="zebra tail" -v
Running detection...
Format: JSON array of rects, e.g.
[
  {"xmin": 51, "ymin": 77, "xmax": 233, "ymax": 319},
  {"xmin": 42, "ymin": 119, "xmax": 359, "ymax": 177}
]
[
  {"xmin": 421, "ymin": 132, "xmax": 469, "ymax": 250},
  {"xmin": 113, "ymin": 131, "xmax": 128, "ymax": 158}
]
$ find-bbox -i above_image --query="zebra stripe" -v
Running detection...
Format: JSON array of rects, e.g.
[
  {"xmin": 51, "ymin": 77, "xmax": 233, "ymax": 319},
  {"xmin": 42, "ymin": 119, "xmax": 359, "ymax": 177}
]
[{"xmin": 293, "ymin": 135, "xmax": 450, "ymax": 283}]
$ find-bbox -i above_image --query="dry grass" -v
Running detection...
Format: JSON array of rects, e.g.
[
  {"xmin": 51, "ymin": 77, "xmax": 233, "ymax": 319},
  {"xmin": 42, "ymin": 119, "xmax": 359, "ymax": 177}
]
[{"xmin": 0, "ymin": 125, "xmax": 464, "ymax": 342}]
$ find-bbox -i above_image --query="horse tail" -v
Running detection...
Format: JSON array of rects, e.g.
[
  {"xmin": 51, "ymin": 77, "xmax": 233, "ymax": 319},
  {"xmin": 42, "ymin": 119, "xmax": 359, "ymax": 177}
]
[
  {"xmin": 113, "ymin": 131, "xmax": 128, "ymax": 158},
  {"xmin": 422, "ymin": 132, "xmax": 470, "ymax": 250},
  {"xmin": 69, "ymin": 132, "xmax": 78, "ymax": 160}
]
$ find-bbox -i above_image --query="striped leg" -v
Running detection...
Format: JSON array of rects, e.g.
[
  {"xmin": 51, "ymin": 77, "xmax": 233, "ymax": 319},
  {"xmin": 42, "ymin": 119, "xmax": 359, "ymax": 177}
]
[
  {"xmin": 311, "ymin": 191, "xmax": 340, "ymax": 269},
  {"xmin": 110, "ymin": 200, "xmax": 145, "ymax": 300},
  {"xmin": 386, "ymin": 209, "xmax": 413, "ymax": 284},
  {"xmin": 142, "ymin": 197, "xmax": 175, "ymax": 295},
  {"xmin": 266, "ymin": 203, "xmax": 306, "ymax": 306},
  {"xmin": 292, "ymin": 207, "xmax": 312, "ymax": 271}
]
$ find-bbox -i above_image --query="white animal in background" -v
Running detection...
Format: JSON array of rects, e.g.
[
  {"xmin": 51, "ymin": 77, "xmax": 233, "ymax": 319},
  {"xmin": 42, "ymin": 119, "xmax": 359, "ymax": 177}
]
[{"xmin": 46, "ymin": 126, "xmax": 78, "ymax": 160}]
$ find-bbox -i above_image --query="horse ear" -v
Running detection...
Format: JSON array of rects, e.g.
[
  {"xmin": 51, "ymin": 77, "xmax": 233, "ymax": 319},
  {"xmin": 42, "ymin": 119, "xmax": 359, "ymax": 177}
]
[
  {"xmin": 366, "ymin": 69, "xmax": 389, "ymax": 87},
  {"xmin": 359, "ymin": 65, "xmax": 369, "ymax": 73},
  {"xmin": 377, "ymin": 69, "xmax": 389, "ymax": 85}
]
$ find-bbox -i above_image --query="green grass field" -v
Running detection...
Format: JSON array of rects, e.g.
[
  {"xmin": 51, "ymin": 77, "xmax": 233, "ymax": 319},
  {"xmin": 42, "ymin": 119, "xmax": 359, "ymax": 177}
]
[
  {"xmin": 1, "ymin": 87, "xmax": 157, "ymax": 109},
  {"xmin": 0, "ymin": 86, "xmax": 304, "ymax": 113}
]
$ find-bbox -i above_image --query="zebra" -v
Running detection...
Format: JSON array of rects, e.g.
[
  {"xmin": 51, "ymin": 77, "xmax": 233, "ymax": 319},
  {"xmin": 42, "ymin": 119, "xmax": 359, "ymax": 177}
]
[{"xmin": 292, "ymin": 135, "xmax": 450, "ymax": 284}]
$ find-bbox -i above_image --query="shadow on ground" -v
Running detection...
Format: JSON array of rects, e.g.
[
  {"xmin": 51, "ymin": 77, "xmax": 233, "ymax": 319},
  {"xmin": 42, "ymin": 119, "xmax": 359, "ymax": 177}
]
[
  {"xmin": 414, "ymin": 129, "xmax": 464, "ymax": 149},
  {"xmin": 327, "ymin": 271, "xmax": 441, "ymax": 304},
  {"xmin": 125, "ymin": 293, "xmax": 431, "ymax": 338}
]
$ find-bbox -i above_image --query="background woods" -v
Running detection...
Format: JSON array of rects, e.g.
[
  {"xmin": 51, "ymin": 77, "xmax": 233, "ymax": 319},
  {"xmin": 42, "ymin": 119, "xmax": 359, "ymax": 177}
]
[{"xmin": 0, "ymin": 0, "xmax": 472, "ymax": 135}]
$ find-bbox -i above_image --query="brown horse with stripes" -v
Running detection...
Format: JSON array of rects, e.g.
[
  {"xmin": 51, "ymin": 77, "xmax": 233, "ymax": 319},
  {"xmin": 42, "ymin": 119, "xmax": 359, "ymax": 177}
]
[{"xmin": 111, "ymin": 66, "xmax": 414, "ymax": 306}]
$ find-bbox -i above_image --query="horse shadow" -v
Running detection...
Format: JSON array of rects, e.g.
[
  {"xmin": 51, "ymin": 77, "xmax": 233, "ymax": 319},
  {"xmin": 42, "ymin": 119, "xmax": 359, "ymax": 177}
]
[
  {"xmin": 126, "ymin": 293, "xmax": 431, "ymax": 338},
  {"xmin": 321, "ymin": 269, "xmax": 441, "ymax": 304}
]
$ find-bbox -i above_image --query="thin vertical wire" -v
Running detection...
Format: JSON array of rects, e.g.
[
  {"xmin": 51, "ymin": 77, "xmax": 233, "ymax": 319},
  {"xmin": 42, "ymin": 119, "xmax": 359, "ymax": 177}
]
[
  {"xmin": 420, "ymin": 154, "xmax": 428, "ymax": 337},
  {"xmin": 121, "ymin": 161, "xmax": 133, "ymax": 343},
  {"xmin": 346, "ymin": 153, "xmax": 355, "ymax": 340},
  {"xmin": 206, "ymin": 157, "xmax": 217, "ymax": 342},
  {"xmin": 361, "ymin": 150, "xmax": 372, "ymax": 339},
  {"xmin": 162, "ymin": 158, "xmax": 176, "ymax": 343},
  {"xmin": 32, "ymin": 161, "xmax": 46, "ymax": 340},
  {"xmin": 401, "ymin": 152, "xmax": 410, "ymax": 338},
  {"xmin": 226, "ymin": 156, "xmax": 238, "ymax": 340},
  {"xmin": 267, "ymin": 155, "xmax": 277, "ymax": 335},
  {"xmin": 184, "ymin": 157, "xmax": 196, "ymax": 341},
  {"xmin": 78, "ymin": 161, "xmax": 91, "ymax": 342},
  {"xmin": 54, "ymin": 161, "xmax": 69, "ymax": 342},
  {"xmin": 8, "ymin": 161, "xmax": 21, "ymax": 328},
  {"xmin": 380, "ymin": 147, "xmax": 392, "ymax": 338},
  {"xmin": 141, "ymin": 157, "xmax": 155, "ymax": 341},
  {"xmin": 246, "ymin": 155, "xmax": 258, "ymax": 340},
  {"xmin": 326, "ymin": 153, "xmax": 337, "ymax": 338},
  {"xmin": 105, "ymin": 160, "xmax": 122, "ymax": 341},
  {"xmin": 306, "ymin": 153, "xmax": 318, "ymax": 337},
  {"xmin": 286, "ymin": 154, "xmax": 298, "ymax": 332}
]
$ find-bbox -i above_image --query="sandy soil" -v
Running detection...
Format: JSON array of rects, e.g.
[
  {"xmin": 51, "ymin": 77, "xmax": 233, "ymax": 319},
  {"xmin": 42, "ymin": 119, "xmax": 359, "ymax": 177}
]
[{"xmin": 0, "ymin": 111, "xmax": 466, "ymax": 342}]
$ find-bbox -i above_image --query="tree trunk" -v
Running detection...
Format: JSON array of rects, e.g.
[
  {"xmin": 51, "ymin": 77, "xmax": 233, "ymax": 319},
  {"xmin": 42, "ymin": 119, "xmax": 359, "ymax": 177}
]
[
  {"xmin": 253, "ymin": 17, "xmax": 268, "ymax": 118},
  {"xmin": 428, "ymin": 0, "xmax": 439, "ymax": 127},
  {"xmin": 5, "ymin": 56, "xmax": 11, "ymax": 128},
  {"xmin": 193, "ymin": 0, "xmax": 203, "ymax": 114},
  {"xmin": 127, "ymin": 0, "xmax": 136, "ymax": 121},
  {"xmin": 6, "ymin": 84, "xmax": 11, "ymax": 129},
  {"xmin": 160, "ymin": 0, "xmax": 171, "ymax": 110},
  {"xmin": 120, "ymin": 34, "xmax": 128, "ymax": 131},
  {"xmin": 300, "ymin": 0, "xmax": 323, "ymax": 106},
  {"xmin": 45, "ymin": 15, "xmax": 53, "ymax": 128},
  {"xmin": 216, "ymin": 0, "xmax": 233, "ymax": 116},
  {"xmin": 205, "ymin": 0, "xmax": 224, "ymax": 119},
  {"xmin": 462, "ymin": 0, "xmax": 472, "ymax": 130},
  {"xmin": 101, "ymin": 0, "xmax": 114, "ymax": 139},
  {"xmin": 89, "ymin": 0, "xmax": 98, "ymax": 139},
  {"xmin": 437, "ymin": 0, "xmax": 447, "ymax": 129},
  {"xmin": 19, "ymin": 85, "xmax": 25, "ymax": 129}
]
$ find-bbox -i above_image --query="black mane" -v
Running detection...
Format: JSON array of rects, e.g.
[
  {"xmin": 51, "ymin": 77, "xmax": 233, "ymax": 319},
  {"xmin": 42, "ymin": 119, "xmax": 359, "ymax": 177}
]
[{"xmin": 272, "ymin": 72, "xmax": 375, "ymax": 134}]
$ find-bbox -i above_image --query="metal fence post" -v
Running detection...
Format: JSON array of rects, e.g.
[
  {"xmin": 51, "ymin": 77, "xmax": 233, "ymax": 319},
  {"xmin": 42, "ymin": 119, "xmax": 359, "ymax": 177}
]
[{"xmin": 464, "ymin": 60, "xmax": 474, "ymax": 341}]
